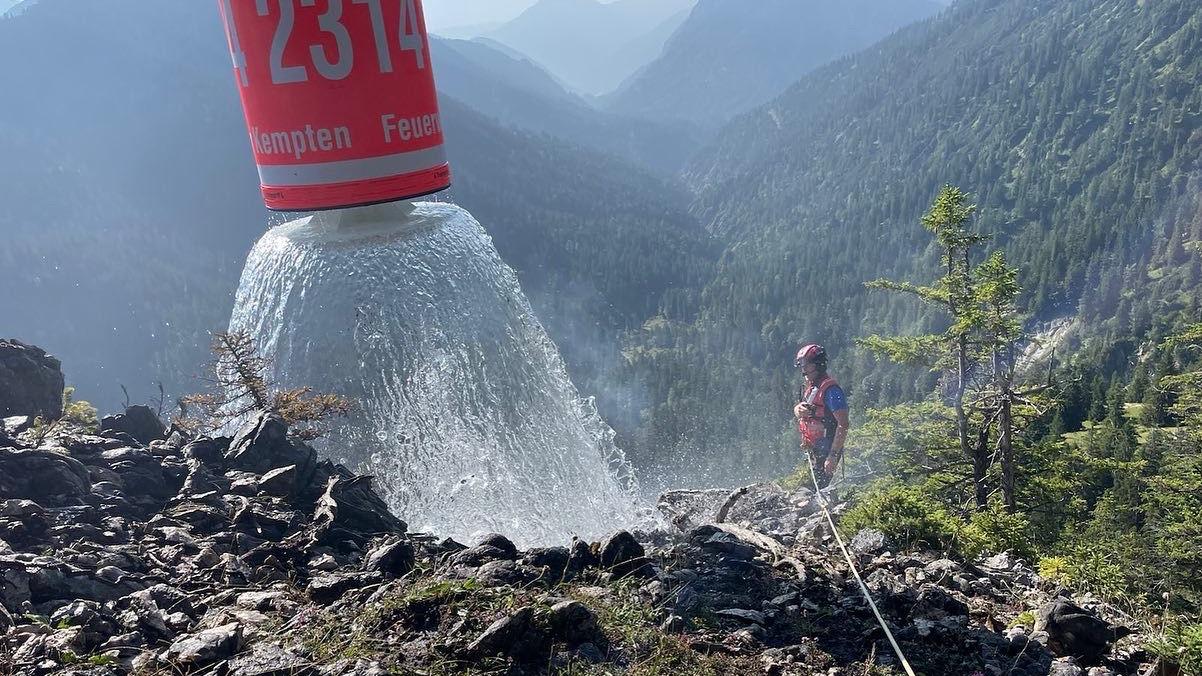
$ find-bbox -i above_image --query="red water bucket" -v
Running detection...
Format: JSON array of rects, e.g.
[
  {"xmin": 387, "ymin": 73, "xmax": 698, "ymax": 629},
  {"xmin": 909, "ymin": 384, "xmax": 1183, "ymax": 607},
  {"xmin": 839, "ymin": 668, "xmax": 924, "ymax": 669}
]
[{"xmin": 217, "ymin": 0, "xmax": 451, "ymax": 211}]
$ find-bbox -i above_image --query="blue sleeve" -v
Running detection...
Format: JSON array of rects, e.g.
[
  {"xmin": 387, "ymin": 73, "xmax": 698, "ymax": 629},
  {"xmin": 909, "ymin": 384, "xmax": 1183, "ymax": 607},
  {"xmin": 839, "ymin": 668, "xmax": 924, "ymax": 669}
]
[{"xmin": 824, "ymin": 385, "xmax": 847, "ymax": 412}]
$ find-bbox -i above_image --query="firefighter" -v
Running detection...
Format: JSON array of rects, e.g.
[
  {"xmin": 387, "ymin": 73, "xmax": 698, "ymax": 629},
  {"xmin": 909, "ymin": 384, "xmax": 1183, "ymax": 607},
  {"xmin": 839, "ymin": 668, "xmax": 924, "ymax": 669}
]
[{"xmin": 792, "ymin": 344, "xmax": 850, "ymax": 488}]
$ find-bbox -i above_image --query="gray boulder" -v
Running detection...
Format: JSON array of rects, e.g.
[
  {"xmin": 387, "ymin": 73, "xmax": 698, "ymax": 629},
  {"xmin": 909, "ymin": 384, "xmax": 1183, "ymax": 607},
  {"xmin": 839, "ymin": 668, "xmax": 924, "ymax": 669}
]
[
  {"xmin": 183, "ymin": 437, "xmax": 228, "ymax": 467},
  {"xmin": 49, "ymin": 600, "xmax": 118, "ymax": 651},
  {"xmin": 307, "ymin": 572, "xmax": 381, "ymax": 604},
  {"xmin": 716, "ymin": 608, "xmax": 767, "ymax": 625},
  {"xmin": 548, "ymin": 600, "xmax": 597, "ymax": 645},
  {"xmin": 363, "ymin": 537, "xmax": 415, "ymax": 577},
  {"xmin": 229, "ymin": 642, "xmax": 313, "ymax": 676},
  {"xmin": 475, "ymin": 533, "xmax": 518, "ymax": 559},
  {"xmin": 257, "ymin": 464, "xmax": 299, "ymax": 497},
  {"xmin": 471, "ymin": 559, "xmax": 537, "ymax": 586},
  {"xmin": 164, "ymin": 622, "xmax": 243, "ymax": 668},
  {"xmin": 0, "ymin": 557, "xmax": 31, "ymax": 608},
  {"xmin": 100, "ymin": 405, "xmax": 166, "ymax": 445},
  {"xmin": 28, "ymin": 560, "xmax": 145, "ymax": 604},
  {"xmin": 566, "ymin": 538, "xmax": 598, "ymax": 573},
  {"xmin": 523, "ymin": 547, "xmax": 570, "ymax": 576},
  {"xmin": 701, "ymin": 531, "xmax": 759, "ymax": 560},
  {"xmin": 849, "ymin": 528, "xmax": 888, "ymax": 556},
  {"xmin": 0, "ymin": 448, "xmax": 91, "ymax": 506},
  {"xmin": 0, "ymin": 499, "xmax": 50, "ymax": 547},
  {"xmin": 467, "ymin": 606, "xmax": 535, "ymax": 657},
  {"xmin": 908, "ymin": 585, "xmax": 970, "ymax": 622},
  {"xmin": 98, "ymin": 447, "xmax": 175, "ymax": 500},
  {"xmin": 0, "ymin": 340, "xmax": 64, "ymax": 419},
  {"xmin": 1035, "ymin": 600, "xmax": 1131, "ymax": 664},
  {"xmin": 599, "ymin": 531, "xmax": 650, "ymax": 578},
  {"xmin": 311, "ymin": 473, "xmax": 406, "ymax": 539},
  {"xmin": 3, "ymin": 416, "xmax": 34, "ymax": 436},
  {"xmin": 226, "ymin": 413, "xmax": 317, "ymax": 480},
  {"xmin": 451, "ymin": 544, "xmax": 513, "ymax": 568}
]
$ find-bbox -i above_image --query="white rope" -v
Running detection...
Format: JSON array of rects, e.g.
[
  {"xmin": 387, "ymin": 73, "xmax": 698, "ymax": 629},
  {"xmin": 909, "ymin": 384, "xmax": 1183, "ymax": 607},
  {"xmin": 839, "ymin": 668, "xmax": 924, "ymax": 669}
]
[{"xmin": 808, "ymin": 466, "xmax": 918, "ymax": 676}]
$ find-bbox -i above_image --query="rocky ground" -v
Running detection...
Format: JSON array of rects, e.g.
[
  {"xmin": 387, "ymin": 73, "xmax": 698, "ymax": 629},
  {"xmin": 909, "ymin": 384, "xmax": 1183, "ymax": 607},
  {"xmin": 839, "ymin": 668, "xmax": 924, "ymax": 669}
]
[{"xmin": 0, "ymin": 339, "xmax": 1167, "ymax": 675}]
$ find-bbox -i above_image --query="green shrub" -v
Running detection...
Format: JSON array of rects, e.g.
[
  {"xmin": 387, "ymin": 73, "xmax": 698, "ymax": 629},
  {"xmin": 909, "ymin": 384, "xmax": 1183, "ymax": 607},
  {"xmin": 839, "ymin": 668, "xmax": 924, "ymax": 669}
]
[
  {"xmin": 1009, "ymin": 611, "xmax": 1036, "ymax": 630},
  {"xmin": 62, "ymin": 386, "xmax": 98, "ymax": 431},
  {"xmin": 1048, "ymin": 535, "xmax": 1149, "ymax": 610},
  {"xmin": 840, "ymin": 480, "xmax": 960, "ymax": 551},
  {"xmin": 1148, "ymin": 622, "xmax": 1202, "ymax": 675},
  {"xmin": 1038, "ymin": 556, "xmax": 1072, "ymax": 584},
  {"xmin": 961, "ymin": 504, "xmax": 1037, "ymax": 560}
]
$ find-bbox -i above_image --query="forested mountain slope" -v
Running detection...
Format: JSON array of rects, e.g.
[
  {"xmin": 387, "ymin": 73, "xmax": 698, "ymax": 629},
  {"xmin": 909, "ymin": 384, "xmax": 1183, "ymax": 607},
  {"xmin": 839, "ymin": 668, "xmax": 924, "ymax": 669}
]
[
  {"xmin": 434, "ymin": 37, "xmax": 578, "ymax": 105},
  {"xmin": 0, "ymin": 0, "xmax": 715, "ymax": 431},
  {"xmin": 441, "ymin": 97, "xmax": 718, "ymax": 442},
  {"xmin": 0, "ymin": 0, "xmax": 266, "ymax": 408},
  {"xmin": 606, "ymin": 0, "xmax": 941, "ymax": 130},
  {"xmin": 627, "ymin": 0, "xmax": 1202, "ymax": 482},
  {"xmin": 485, "ymin": 0, "xmax": 695, "ymax": 96},
  {"xmin": 432, "ymin": 37, "xmax": 700, "ymax": 174}
]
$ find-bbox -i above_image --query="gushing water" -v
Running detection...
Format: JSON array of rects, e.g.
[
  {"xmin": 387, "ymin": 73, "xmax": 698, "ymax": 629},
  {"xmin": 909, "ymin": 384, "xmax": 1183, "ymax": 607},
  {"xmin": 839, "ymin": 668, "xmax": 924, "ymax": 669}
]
[{"xmin": 229, "ymin": 201, "xmax": 645, "ymax": 546}]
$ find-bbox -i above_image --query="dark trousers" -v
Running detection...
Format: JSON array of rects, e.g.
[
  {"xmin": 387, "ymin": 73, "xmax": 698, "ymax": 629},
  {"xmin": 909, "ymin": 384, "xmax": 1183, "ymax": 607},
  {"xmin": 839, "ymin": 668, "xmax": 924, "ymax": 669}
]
[{"xmin": 806, "ymin": 438, "xmax": 833, "ymax": 488}]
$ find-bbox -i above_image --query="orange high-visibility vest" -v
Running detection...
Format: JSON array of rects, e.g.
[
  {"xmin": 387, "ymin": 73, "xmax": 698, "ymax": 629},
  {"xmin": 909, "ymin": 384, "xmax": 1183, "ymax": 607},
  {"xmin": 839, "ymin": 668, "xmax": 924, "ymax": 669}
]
[{"xmin": 798, "ymin": 375, "xmax": 840, "ymax": 447}]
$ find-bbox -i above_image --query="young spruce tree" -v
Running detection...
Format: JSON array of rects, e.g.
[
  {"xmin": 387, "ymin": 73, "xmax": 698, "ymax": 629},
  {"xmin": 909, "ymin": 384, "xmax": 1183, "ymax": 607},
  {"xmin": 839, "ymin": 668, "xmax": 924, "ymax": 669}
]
[{"xmin": 860, "ymin": 185, "xmax": 1034, "ymax": 510}]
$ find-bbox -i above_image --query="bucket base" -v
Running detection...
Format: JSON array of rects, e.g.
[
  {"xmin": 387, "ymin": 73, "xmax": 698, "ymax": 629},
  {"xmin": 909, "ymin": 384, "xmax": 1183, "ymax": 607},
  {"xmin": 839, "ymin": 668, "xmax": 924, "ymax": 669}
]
[{"xmin": 262, "ymin": 163, "xmax": 451, "ymax": 212}]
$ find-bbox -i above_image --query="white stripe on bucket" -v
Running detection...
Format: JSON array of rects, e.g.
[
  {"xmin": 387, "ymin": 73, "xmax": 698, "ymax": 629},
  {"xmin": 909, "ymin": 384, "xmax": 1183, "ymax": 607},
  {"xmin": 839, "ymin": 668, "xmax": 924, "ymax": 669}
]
[{"xmin": 258, "ymin": 146, "xmax": 448, "ymax": 186}]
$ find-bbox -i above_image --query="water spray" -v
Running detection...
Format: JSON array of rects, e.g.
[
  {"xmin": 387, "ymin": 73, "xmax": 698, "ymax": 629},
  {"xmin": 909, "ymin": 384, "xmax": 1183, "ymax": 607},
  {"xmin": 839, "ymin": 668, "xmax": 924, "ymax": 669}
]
[{"xmin": 215, "ymin": 0, "xmax": 646, "ymax": 546}]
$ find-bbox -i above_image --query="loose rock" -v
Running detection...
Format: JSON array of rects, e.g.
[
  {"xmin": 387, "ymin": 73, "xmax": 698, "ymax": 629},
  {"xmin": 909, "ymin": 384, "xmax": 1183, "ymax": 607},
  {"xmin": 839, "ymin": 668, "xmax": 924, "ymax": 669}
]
[{"xmin": 0, "ymin": 339, "xmax": 64, "ymax": 419}]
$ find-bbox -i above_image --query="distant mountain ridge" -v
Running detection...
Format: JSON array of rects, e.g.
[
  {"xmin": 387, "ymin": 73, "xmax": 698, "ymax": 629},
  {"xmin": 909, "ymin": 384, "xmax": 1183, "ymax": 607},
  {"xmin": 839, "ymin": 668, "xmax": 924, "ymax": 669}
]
[
  {"xmin": 606, "ymin": 0, "xmax": 942, "ymax": 129},
  {"xmin": 486, "ymin": 0, "xmax": 696, "ymax": 96},
  {"xmin": 431, "ymin": 36, "xmax": 701, "ymax": 174},
  {"xmin": 0, "ymin": 0, "xmax": 35, "ymax": 18},
  {"xmin": 434, "ymin": 37, "xmax": 577, "ymax": 106}
]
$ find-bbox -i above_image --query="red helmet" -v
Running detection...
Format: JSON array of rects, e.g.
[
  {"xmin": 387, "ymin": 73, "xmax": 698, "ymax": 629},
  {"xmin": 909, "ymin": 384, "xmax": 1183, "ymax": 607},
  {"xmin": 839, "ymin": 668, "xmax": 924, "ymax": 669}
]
[{"xmin": 794, "ymin": 343, "xmax": 827, "ymax": 368}]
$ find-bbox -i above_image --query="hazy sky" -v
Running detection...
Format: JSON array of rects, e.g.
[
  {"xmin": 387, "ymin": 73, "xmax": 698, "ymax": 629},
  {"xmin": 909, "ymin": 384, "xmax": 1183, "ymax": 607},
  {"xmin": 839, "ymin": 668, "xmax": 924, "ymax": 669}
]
[
  {"xmin": 0, "ymin": 0, "xmax": 531, "ymax": 31},
  {"xmin": 424, "ymin": 0, "xmax": 541, "ymax": 32},
  {"xmin": 0, "ymin": 1, "xmax": 619, "ymax": 32}
]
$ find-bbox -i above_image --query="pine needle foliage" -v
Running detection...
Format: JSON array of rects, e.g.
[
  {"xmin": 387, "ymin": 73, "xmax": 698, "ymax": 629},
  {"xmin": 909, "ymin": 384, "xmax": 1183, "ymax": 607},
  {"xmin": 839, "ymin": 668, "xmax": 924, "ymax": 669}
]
[
  {"xmin": 180, "ymin": 331, "xmax": 351, "ymax": 440},
  {"xmin": 1161, "ymin": 324, "xmax": 1202, "ymax": 432}
]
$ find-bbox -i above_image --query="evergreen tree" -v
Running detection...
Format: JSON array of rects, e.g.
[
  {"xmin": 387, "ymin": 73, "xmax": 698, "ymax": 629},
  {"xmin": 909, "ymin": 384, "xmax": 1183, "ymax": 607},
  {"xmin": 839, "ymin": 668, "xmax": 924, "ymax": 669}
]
[
  {"xmin": 861, "ymin": 185, "xmax": 992, "ymax": 507},
  {"xmin": 1047, "ymin": 411, "xmax": 1067, "ymax": 440},
  {"xmin": 1106, "ymin": 378, "xmax": 1125, "ymax": 427},
  {"xmin": 975, "ymin": 250, "xmax": 1024, "ymax": 509},
  {"xmin": 1143, "ymin": 362, "xmax": 1178, "ymax": 429},
  {"xmin": 1161, "ymin": 324, "xmax": 1202, "ymax": 431},
  {"xmin": 1088, "ymin": 375, "xmax": 1107, "ymax": 423},
  {"xmin": 1128, "ymin": 362, "xmax": 1150, "ymax": 402},
  {"xmin": 860, "ymin": 186, "xmax": 1038, "ymax": 509}
]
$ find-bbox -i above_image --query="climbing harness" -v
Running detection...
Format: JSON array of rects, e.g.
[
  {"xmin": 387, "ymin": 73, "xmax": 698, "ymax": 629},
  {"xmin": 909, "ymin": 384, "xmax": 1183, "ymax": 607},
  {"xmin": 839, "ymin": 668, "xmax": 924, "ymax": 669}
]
[{"xmin": 807, "ymin": 466, "xmax": 918, "ymax": 676}]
